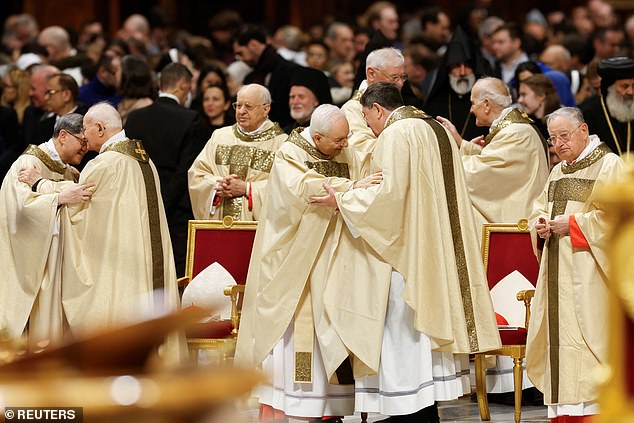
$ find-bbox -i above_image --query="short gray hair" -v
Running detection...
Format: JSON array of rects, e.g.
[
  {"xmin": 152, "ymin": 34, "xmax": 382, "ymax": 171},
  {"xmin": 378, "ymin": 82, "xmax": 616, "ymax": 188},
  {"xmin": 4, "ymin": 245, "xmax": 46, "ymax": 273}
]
[
  {"xmin": 309, "ymin": 104, "xmax": 346, "ymax": 137},
  {"xmin": 473, "ymin": 77, "xmax": 512, "ymax": 108},
  {"xmin": 366, "ymin": 47, "xmax": 404, "ymax": 71},
  {"xmin": 237, "ymin": 83, "xmax": 272, "ymax": 104},
  {"xmin": 53, "ymin": 113, "xmax": 83, "ymax": 138},
  {"xmin": 546, "ymin": 106, "xmax": 584, "ymax": 128},
  {"xmin": 85, "ymin": 102, "xmax": 122, "ymax": 130},
  {"xmin": 478, "ymin": 16, "xmax": 504, "ymax": 39}
]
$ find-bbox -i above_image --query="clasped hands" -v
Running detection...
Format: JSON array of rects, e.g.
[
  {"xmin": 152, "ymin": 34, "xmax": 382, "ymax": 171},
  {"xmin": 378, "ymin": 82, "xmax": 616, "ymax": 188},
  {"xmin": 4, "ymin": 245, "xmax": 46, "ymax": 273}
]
[
  {"xmin": 215, "ymin": 174, "xmax": 247, "ymax": 198},
  {"xmin": 310, "ymin": 170, "xmax": 383, "ymax": 209},
  {"xmin": 535, "ymin": 215, "xmax": 570, "ymax": 240}
]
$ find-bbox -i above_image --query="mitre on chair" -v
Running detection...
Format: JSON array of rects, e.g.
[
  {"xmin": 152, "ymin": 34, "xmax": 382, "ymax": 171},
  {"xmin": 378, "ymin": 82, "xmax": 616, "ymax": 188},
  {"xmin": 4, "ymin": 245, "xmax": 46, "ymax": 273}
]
[{"xmin": 181, "ymin": 262, "xmax": 236, "ymax": 320}]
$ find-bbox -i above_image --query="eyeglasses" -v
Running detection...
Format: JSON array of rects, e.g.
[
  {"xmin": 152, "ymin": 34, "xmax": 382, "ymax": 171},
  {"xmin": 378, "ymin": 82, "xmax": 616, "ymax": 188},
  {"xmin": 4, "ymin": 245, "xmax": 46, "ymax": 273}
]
[
  {"xmin": 65, "ymin": 130, "xmax": 88, "ymax": 147},
  {"xmin": 317, "ymin": 132, "xmax": 349, "ymax": 146},
  {"xmin": 44, "ymin": 89, "xmax": 64, "ymax": 98},
  {"xmin": 547, "ymin": 124, "xmax": 584, "ymax": 146},
  {"xmin": 232, "ymin": 102, "xmax": 267, "ymax": 111},
  {"xmin": 376, "ymin": 69, "xmax": 408, "ymax": 83}
]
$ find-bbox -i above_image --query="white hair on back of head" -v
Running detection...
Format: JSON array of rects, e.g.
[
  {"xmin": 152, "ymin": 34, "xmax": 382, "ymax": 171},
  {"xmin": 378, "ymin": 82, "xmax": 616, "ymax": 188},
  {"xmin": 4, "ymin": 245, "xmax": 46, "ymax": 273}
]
[
  {"xmin": 366, "ymin": 47, "xmax": 404, "ymax": 71},
  {"xmin": 85, "ymin": 102, "xmax": 122, "ymax": 130},
  {"xmin": 474, "ymin": 77, "xmax": 512, "ymax": 108},
  {"xmin": 237, "ymin": 83, "xmax": 272, "ymax": 104},
  {"xmin": 546, "ymin": 106, "xmax": 584, "ymax": 128},
  {"xmin": 309, "ymin": 104, "xmax": 346, "ymax": 137}
]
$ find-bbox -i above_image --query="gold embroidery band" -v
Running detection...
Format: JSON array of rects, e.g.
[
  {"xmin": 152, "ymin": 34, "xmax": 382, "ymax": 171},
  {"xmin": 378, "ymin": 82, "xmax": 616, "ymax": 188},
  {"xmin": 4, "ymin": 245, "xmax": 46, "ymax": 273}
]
[
  {"xmin": 294, "ymin": 284, "xmax": 314, "ymax": 383},
  {"xmin": 222, "ymin": 196, "xmax": 243, "ymax": 220},
  {"xmin": 22, "ymin": 145, "xmax": 67, "ymax": 175},
  {"xmin": 426, "ymin": 116, "xmax": 480, "ymax": 352},
  {"xmin": 306, "ymin": 161, "xmax": 350, "ymax": 178},
  {"xmin": 215, "ymin": 144, "xmax": 276, "ymax": 180},
  {"xmin": 546, "ymin": 177, "xmax": 596, "ymax": 403}
]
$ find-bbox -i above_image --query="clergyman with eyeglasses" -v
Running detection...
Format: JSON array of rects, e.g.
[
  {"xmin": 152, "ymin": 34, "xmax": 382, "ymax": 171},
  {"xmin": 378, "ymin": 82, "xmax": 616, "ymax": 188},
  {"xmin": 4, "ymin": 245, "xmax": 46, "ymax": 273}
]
[
  {"xmin": 341, "ymin": 47, "xmax": 407, "ymax": 153},
  {"xmin": 188, "ymin": 83, "xmax": 287, "ymax": 221},
  {"xmin": 527, "ymin": 106, "xmax": 623, "ymax": 419},
  {"xmin": 0, "ymin": 113, "xmax": 94, "ymax": 349}
]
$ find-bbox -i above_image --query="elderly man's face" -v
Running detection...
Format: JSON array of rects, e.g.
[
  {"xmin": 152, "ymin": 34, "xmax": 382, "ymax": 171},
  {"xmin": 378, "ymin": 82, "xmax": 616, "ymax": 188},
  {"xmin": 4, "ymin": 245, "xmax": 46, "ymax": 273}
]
[
  {"xmin": 313, "ymin": 117, "xmax": 349, "ymax": 157},
  {"xmin": 369, "ymin": 64, "xmax": 406, "ymax": 90},
  {"xmin": 235, "ymin": 87, "xmax": 270, "ymax": 132},
  {"xmin": 547, "ymin": 116, "xmax": 589, "ymax": 163},
  {"xmin": 613, "ymin": 78, "xmax": 634, "ymax": 100},
  {"xmin": 58, "ymin": 128, "xmax": 88, "ymax": 165},
  {"xmin": 289, "ymin": 86, "xmax": 319, "ymax": 124},
  {"xmin": 469, "ymin": 85, "xmax": 492, "ymax": 127}
]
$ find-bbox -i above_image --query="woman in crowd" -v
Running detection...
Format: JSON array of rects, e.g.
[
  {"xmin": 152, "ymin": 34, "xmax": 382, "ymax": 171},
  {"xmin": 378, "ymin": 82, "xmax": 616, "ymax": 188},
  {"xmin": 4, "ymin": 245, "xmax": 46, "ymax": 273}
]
[
  {"xmin": 117, "ymin": 55, "xmax": 156, "ymax": 125},
  {"xmin": 198, "ymin": 82, "xmax": 233, "ymax": 138},
  {"xmin": 1, "ymin": 65, "xmax": 30, "ymax": 124}
]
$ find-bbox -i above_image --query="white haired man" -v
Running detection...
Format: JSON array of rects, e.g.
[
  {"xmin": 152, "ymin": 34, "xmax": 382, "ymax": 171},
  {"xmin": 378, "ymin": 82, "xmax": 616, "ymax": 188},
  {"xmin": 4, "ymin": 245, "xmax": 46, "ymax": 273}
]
[
  {"xmin": 341, "ymin": 47, "xmax": 406, "ymax": 152},
  {"xmin": 188, "ymin": 83, "xmax": 287, "ymax": 221},
  {"xmin": 0, "ymin": 113, "xmax": 93, "ymax": 348},
  {"xmin": 528, "ymin": 107, "xmax": 622, "ymax": 422},
  {"xmin": 235, "ymin": 104, "xmax": 383, "ymax": 422},
  {"xmin": 58, "ymin": 103, "xmax": 180, "ymax": 343}
]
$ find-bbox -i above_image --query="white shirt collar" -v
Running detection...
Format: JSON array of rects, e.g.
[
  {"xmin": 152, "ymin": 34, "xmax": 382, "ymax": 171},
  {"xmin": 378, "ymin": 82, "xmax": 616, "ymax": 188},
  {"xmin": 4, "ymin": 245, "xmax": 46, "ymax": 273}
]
[
  {"xmin": 301, "ymin": 127, "xmax": 317, "ymax": 148},
  {"xmin": 238, "ymin": 119, "xmax": 271, "ymax": 136},
  {"xmin": 564, "ymin": 134, "xmax": 601, "ymax": 165},
  {"xmin": 489, "ymin": 106, "xmax": 515, "ymax": 132},
  {"xmin": 358, "ymin": 80, "xmax": 368, "ymax": 94},
  {"xmin": 158, "ymin": 92, "xmax": 180, "ymax": 105},
  {"xmin": 99, "ymin": 129, "xmax": 127, "ymax": 154},
  {"xmin": 41, "ymin": 139, "xmax": 67, "ymax": 168}
]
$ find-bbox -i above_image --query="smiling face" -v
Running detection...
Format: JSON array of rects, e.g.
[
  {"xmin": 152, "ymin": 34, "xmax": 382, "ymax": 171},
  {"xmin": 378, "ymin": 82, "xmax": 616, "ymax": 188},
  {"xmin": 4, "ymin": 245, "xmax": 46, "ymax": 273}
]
[
  {"xmin": 202, "ymin": 86, "xmax": 229, "ymax": 123},
  {"xmin": 518, "ymin": 83, "xmax": 545, "ymax": 116},
  {"xmin": 289, "ymin": 85, "xmax": 319, "ymax": 124}
]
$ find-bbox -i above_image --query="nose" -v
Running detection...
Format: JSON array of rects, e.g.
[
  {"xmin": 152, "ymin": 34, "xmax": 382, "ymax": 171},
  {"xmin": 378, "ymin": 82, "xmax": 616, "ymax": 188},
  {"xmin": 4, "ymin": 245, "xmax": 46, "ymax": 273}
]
[
  {"xmin": 625, "ymin": 84, "xmax": 634, "ymax": 96},
  {"xmin": 458, "ymin": 64, "xmax": 467, "ymax": 76}
]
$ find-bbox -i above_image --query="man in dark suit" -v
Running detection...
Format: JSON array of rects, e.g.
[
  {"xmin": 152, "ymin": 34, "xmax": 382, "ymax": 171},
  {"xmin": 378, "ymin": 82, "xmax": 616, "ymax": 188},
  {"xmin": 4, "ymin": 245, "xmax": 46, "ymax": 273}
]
[{"xmin": 125, "ymin": 62, "xmax": 204, "ymax": 277}]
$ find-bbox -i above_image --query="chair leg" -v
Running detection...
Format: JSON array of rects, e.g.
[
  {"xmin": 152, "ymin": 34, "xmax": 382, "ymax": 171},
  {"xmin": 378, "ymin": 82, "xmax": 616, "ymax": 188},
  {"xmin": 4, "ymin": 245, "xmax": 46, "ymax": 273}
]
[
  {"xmin": 361, "ymin": 412, "xmax": 368, "ymax": 422},
  {"xmin": 513, "ymin": 356, "xmax": 524, "ymax": 423},
  {"xmin": 474, "ymin": 354, "xmax": 491, "ymax": 421}
]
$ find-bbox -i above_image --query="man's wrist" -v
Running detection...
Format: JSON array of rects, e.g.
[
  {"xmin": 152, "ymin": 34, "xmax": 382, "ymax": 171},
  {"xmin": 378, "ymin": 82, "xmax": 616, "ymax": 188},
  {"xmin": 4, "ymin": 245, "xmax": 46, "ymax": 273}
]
[{"xmin": 31, "ymin": 178, "xmax": 44, "ymax": 192}]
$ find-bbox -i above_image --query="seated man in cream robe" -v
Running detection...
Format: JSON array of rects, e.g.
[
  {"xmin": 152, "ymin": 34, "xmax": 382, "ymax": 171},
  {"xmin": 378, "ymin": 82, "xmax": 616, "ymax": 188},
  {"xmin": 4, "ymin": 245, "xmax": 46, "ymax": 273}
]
[
  {"xmin": 528, "ymin": 107, "xmax": 622, "ymax": 422},
  {"xmin": 59, "ymin": 103, "xmax": 180, "ymax": 341},
  {"xmin": 341, "ymin": 47, "xmax": 406, "ymax": 153},
  {"xmin": 312, "ymin": 83, "xmax": 501, "ymax": 423},
  {"xmin": 438, "ymin": 77, "xmax": 549, "ymax": 396},
  {"xmin": 0, "ymin": 113, "xmax": 94, "ymax": 348},
  {"xmin": 188, "ymin": 84, "xmax": 287, "ymax": 221},
  {"xmin": 235, "ymin": 105, "xmax": 384, "ymax": 422}
]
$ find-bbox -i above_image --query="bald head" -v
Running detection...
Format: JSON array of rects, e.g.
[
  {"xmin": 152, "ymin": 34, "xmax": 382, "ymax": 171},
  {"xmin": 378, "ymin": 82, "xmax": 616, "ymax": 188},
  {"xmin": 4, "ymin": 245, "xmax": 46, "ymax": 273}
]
[
  {"xmin": 30, "ymin": 64, "xmax": 60, "ymax": 108},
  {"xmin": 309, "ymin": 104, "xmax": 349, "ymax": 156},
  {"xmin": 472, "ymin": 77, "xmax": 512, "ymax": 108},
  {"xmin": 236, "ymin": 83, "xmax": 272, "ymax": 105},
  {"xmin": 235, "ymin": 84, "xmax": 272, "ymax": 132},
  {"xmin": 123, "ymin": 14, "xmax": 150, "ymax": 41},
  {"xmin": 540, "ymin": 45, "xmax": 571, "ymax": 72},
  {"xmin": 366, "ymin": 47, "xmax": 406, "ymax": 89},
  {"xmin": 83, "ymin": 102, "xmax": 123, "ymax": 151},
  {"xmin": 38, "ymin": 26, "xmax": 71, "ymax": 61}
]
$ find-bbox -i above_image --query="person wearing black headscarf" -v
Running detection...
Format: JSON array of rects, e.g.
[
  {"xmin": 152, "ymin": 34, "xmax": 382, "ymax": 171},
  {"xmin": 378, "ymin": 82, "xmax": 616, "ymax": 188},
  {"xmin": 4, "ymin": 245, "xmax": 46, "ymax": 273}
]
[
  {"xmin": 580, "ymin": 56, "xmax": 634, "ymax": 156},
  {"xmin": 424, "ymin": 26, "xmax": 491, "ymax": 141},
  {"xmin": 284, "ymin": 66, "xmax": 333, "ymax": 133}
]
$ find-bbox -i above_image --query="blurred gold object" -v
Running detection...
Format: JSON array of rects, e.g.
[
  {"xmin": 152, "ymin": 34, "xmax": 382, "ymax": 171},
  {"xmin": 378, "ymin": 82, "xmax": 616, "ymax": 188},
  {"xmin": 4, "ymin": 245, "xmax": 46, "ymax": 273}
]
[{"xmin": 595, "ymin": 158, "xmax": 634, "ymax": 423}]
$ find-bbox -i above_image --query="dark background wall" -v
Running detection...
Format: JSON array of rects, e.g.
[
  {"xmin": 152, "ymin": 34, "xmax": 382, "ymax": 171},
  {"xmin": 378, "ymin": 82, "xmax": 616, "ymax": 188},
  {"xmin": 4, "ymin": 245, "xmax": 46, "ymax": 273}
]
[{"xmin": 3, "ymin": 0, "xmax": 633, "ymax": 38}]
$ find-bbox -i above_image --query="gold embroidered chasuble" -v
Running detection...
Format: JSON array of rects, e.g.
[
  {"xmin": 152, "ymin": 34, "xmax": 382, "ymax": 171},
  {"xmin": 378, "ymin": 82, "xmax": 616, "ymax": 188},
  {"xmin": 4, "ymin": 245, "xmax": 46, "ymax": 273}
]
[
  {"xmin": 334, "ymin": 106, "xmax": 501, "ymax": 355},
  {"xmin": 188, "ymin": 121, "xmax": 287, "ymax": 220},
  {"xmin": 460, "ymin": 108, "xmax": 549, "ymax": 229},
  {"xmin": 0, "ymin": 143, "xmax": 76, "ymax": 347},
  {"xmin": 235, "ymin": 128, "xmax": 387, "ymax": 383},
  {"xmin": 341, "ymin": 91, "xmax": 377, "ymax": 153},
  {"xmin": 60, "ymin": 139, "xmax": 181, "ymax": 347},
  {"xmin": 526, "ymin": 143, "xmax": 623, "ymax": 405}
]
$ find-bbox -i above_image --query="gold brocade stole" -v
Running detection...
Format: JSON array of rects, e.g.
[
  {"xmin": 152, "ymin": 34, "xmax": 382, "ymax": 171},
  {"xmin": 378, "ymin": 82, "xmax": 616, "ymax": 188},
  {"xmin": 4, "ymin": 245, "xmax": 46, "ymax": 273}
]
[
  {"xmin": 214, "ymin": 123, "xmax": 284, "ymax": 219},
  {"xmin": 22, "ymin": 144, "xmax": 71, "ymax": 179},
  {"xmin": 286, "ymin": 128, "xmax": 351, "ymax": 178},
  {"xmin": 545, "ymin": 144, "xmax": 607, "ymax": 402},
  {"xmin": 385, "ymin": 106, "xmax": 480, "ymax": 352},
  {"xmin": 103, "ymin": 139, "xmax": 165, "ymax": 291}
]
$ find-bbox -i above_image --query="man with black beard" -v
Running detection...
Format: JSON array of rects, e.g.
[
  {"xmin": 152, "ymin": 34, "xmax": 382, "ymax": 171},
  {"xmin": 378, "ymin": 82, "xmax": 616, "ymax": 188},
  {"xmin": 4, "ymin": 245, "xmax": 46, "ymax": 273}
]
[
  {"xmin": 284, "ymin": 66, "xmax": 333, "ymax": 134},
  {"xmin": 581, "ymin": 57, "xmax": 634, "ymax": 157},
  {"xmin": 425, "ymin": 26, "xmax": 490, "ymax": 142}
]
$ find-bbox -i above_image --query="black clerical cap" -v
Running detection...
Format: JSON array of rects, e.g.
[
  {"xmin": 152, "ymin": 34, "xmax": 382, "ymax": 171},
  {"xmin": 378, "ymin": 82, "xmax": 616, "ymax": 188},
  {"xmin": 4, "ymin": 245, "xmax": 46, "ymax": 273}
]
[
  {"xmin": 598, "ymin": 57, "xmax": 634, "ymax": 93},
  {"xmin": 289, "ymin": 66, "xmax": 333, "ymax": 105}
]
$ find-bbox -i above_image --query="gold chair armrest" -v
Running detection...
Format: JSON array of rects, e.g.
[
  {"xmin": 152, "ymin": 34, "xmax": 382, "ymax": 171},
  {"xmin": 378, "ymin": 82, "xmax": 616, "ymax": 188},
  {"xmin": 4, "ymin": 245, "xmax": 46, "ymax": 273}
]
[
  {"xmin": 516, "ymin": 289, "xmax": 536, "ymax": 331},
  {"xmin": 224, "ymin": 285, "xmax": 246, "ymax": 336},
  {"xmin": 177, "ymin": 276, "xmax": 191, "ymax": 288}
]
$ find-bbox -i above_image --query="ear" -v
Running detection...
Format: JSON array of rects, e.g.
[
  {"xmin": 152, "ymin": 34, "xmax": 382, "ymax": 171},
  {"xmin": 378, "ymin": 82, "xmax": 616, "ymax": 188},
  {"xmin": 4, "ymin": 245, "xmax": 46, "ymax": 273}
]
[
  {"xmin": 223, "ymin": 100, "xmax": 231, "ymax": 111},
  {"xmin": 367, "ymin": 67, "xmax": 376, "ymax": 83},
  {"xmin": 263, "ymin": 103, "xmax": 271, "ymax": 114}
]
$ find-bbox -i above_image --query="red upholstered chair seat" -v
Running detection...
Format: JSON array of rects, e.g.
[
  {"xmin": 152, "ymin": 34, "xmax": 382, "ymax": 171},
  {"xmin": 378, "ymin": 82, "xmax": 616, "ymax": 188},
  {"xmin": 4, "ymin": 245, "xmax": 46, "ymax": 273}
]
[
  {"xmin": 186, "ymin": 320, "xmax": 234, "ymax": 339},
  {"xmin": 498, "ymin": 327, "xmax": 527, "ymax": 345}
]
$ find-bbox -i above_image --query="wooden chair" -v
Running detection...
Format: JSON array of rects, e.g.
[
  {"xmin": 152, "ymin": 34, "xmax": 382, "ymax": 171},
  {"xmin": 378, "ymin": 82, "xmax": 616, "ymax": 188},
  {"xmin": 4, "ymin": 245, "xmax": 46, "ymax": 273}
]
[
  {"xmin": 474, "ymin": 219, "xmax": 539, "ymax": 423},
  {"xmin": 177, "ymin": 216, "xmax": 257, "ymax": 363}
]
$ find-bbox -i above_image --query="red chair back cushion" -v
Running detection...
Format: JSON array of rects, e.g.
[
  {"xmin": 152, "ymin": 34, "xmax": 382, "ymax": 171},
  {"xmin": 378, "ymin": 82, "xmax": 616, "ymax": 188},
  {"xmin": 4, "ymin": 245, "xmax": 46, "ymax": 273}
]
[
  {"xmin": 486, "ymin": 232, "xmax": 539, "ymax": 290},
  {"xmin": 191, "ymin": 228, "xmax": 256, "ymax": 284}
]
